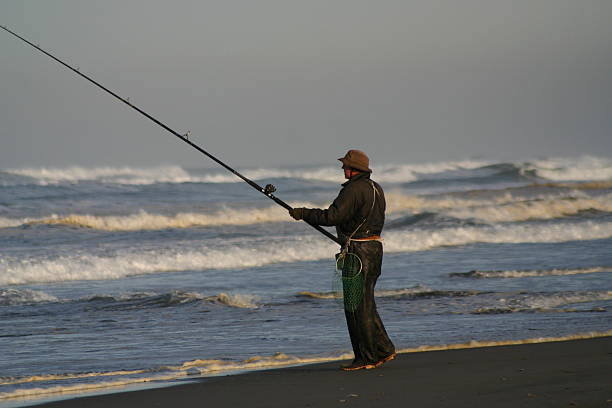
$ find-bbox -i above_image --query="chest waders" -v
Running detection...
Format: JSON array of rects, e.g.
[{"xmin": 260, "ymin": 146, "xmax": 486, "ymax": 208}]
[{"xmin": 333, "ymin": 181, "xmax": 381, "ymax": 312}]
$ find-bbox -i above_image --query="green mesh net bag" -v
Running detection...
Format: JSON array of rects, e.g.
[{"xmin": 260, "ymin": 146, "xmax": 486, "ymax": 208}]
[{"xmin": 333, "ymin": 251, "xmax": 364, "ymax": 312}]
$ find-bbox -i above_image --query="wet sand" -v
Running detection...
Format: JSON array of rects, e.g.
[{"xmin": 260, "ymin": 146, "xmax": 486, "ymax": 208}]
[{"xmin": 27, "ymin": 336, "xmax": 611, "ymax": 408}]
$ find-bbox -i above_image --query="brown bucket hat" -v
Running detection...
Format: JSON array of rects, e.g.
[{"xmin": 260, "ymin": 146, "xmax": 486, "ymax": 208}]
[{"xmin": 338, "ymin": 149, "xmax": 372, "ymax": 173}]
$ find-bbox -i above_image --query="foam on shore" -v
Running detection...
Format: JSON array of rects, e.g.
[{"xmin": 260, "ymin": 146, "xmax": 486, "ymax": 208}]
[{"xmin": 1, "ymin": 330, "xmax": 610, "ymax": 402}]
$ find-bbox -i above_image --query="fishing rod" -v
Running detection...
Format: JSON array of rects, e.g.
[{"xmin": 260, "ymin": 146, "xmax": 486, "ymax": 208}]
[{"xmin": 1, "ymin": 24, "xmax": 340, "ymax": 245}]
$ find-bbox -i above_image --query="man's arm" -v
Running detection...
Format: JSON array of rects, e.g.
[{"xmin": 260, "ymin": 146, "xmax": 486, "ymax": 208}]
[{"xmin": 290, "ymin": 187, "xmax": 355, "ymax": 227}]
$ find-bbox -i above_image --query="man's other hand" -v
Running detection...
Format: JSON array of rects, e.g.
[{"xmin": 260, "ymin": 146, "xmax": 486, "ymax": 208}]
[{"xmin": 289, "ymin": 208, "xmax": 305, "ymax": 220}]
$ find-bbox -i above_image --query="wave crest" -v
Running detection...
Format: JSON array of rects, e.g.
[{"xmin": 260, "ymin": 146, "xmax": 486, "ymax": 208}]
[
  {"xmin": 34, "ymin": 208, "xmax": 290, "ymax": 230},
  {"xmin": 5, "ymin": 191, "xmax": 608, "ymax": 232},
  {"xmin": 470, "ymin": 291, "xmax": 612, "ymax": 314},
  {"xmin": 2, "ymin": 156, "xmax": 610, "ymax": 188},
  {"xmin": 81, "ymin": 291, "xmax": 259, "ymax": 309},
  {"xmin": 527, "ymin": 156, "xmax": 612, "ymax": 181},
  {"xmin": 2, "ymin": 220, "xmax": 612, "ymax": 286},
  {"xmin": 450, "ymin": 266, "xmax": 612, "ymax": 279},
  {"xmin": 5, "ymin": 165, "xmax": 195, "ymax": 186},
  {"xmin": 298, "ymin": 285, "xmax": 480, "ymax": 300},
  {"xmin": 0, "ymin": 289, "xmax": 58, "ymax": 306},
  {"xmin": 445, "ymin": 194, "xmax": 612, "ymax": 223}
]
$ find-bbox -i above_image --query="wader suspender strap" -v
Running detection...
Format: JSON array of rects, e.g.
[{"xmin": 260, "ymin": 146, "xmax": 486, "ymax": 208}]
[{"xmin": 343, "ymin": 181, "xmax": 379, "ymax": 251}]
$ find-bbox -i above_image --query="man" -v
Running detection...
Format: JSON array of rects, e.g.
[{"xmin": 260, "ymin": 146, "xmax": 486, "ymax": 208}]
[{"xmin": 289, "ymin": 149, "xmax": 396, "ymax": 371}]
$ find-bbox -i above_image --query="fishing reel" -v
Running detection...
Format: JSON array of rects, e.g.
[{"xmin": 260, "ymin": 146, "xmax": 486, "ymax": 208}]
[{"xmin": 263, "ymin": 184, "xmax": 277, "ymax": 195}]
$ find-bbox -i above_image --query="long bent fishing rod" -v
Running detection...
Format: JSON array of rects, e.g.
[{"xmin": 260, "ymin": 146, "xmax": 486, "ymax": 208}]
[{"xmin": 1, "ymin": 25, "xmax": 340, "ymax": 245}]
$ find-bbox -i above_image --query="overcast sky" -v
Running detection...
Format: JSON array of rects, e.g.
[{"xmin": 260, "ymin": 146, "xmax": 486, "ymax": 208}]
[{"xmin": 1, "ymin": 0, "xmax": 611, "ymax": 169}]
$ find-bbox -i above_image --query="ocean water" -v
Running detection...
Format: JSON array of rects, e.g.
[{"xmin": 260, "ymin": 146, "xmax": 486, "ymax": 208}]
[{"xmin": 1, "ymin": 155, "xmax": 611, "ymax": 405}]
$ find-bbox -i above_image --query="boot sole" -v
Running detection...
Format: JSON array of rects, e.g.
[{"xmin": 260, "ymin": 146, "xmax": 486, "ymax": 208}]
[
  {"xmin": 341, "ymin": 363, "xmax": 376, "ymax": 371},
  {"xmin": 374, "ymin": 352, "xmax": 397, "ymax": 368}
]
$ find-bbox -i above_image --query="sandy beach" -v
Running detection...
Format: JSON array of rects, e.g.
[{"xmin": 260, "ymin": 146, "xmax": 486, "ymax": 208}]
[{"xmin": 23, "ymin": 336, "xmax": 611, "ymax": 408}]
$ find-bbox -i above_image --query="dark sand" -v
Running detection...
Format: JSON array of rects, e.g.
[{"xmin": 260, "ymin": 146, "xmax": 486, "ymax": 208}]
[{"xmin": 28, "ymin": 337, "xmax": 611, "ymax": 408}]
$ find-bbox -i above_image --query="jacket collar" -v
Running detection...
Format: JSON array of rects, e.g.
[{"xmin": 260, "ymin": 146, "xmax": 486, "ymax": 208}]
[{"xmin": 342, "ymin": 171, "xmax": 370, "ymax": 187}]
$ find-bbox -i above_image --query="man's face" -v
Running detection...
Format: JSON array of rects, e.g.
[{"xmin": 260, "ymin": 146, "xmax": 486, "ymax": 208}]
[{"xmin": 343, "ymin": 165, "xmax": 353, "ymax": 180}]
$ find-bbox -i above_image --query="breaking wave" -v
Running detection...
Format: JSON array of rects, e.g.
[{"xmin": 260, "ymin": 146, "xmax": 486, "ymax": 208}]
[
  {"xmin": 450, "ymin": 266, "xmax": 612, "ymax": 279},
  {"xmin": 1, "ymin": 160, "xmax": 490, "ymax": 186},
  {"xmin": 3, "ymin": 190, "xmax": 610, "ymax": 231},
  {"xmin": 0, "ymin": 217, "xmax": 24, "ymax": 229},
  {"xmin": 526, "ymin": 156, "xmax": 612, "ymax": 182},
  {"xmin": 298, "ymin": 285, "xmax": 481, "ymax": 300},
  {"xmin": 82, "ymin": 291, "xmax": 259, "ymax": 309},
  {"xmin": 470, "ymin": 291, "xmax": 612, "ymax": 314},
  {"xmin": 29, "ymin": 208, "xmax": 292, "ymax": 230},
  {"xmin": 0, "ymin": 289, "xmax": 58, "ymax": 306},
  {"xmin": 0, "ymin": 289, "xmax": 259, "ymax": 309},
  {"xmin": 299, "ymin": 286, "xmax": 612, "ymax": 315},
  {"xmin": 4, "ymin": 165, "xmax": 198, "ymax": 186},
  {"xmin": 0, "ymin": 236, "xmax": 334, "ymax": 285},
  {"xmin": 382, "ymin": 220, "xmax": 612, "ymax": 253},
  {"xmin": 1, "ymin": 165, "xmax": 345, "ymax": 186},
  {"xmin": 371, "ymin": 159, "xmax": 493, "ymax": 183},
  {"xmin": 4, "ymin": 156, "xmax": 609, "ymax": 188},
  {"xmin": 3, "ymin": 219, "xmax": 612, "ymax": 286},
  {"xmin": 445, "ymin": 194, "xmax": 612, "ymax": 223},
  {"xmin": 2, "ymin": 157, "xmax": 609, "ymax": 196},
  {"xmin": 386, "ymin": 189, "xmax": 594, "ymax": 214}
]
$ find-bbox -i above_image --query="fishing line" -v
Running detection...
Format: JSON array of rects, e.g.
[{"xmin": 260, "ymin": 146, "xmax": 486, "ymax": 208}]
[{"xmin": 0, "ymin": 24, "xmax": 340, "ymax": 245}]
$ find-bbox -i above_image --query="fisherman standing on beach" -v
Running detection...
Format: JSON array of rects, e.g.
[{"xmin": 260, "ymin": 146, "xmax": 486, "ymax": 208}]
[{"xmin": 289, "ymin": 149, "xmax": 396, "ymax": 371}]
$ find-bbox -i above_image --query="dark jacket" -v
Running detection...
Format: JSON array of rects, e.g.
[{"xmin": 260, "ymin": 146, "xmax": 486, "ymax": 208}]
[{"xmin": 302, "ymin": 172, "xmax": 385, "ymax": 245}]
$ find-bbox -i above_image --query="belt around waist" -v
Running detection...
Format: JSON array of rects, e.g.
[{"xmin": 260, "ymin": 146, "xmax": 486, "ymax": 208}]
[{"xmin": 350, "ymin": 235, "xmax": 383, "ymax": 242}]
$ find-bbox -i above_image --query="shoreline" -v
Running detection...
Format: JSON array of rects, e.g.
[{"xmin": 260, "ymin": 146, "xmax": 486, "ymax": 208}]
[{"xmin": 14, "ymin": 334, "xmax": 612, "ymax": 408}]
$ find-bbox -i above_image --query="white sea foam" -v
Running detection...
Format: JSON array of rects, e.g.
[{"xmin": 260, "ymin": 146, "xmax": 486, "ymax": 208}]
[
  {"xmin": 0, "ymin": 288, "xmax": 58, "ymax": 306},
  {"xmin": 4, "ymin": 165, "xmax": 343, "ymax": 186},
  {"xmin": 2, "ymin": 220, "xmax": 612, "ymax": 286},
  {"xmin": 373, "ymin": 159, "xmax": 492, "ymax": 183},
  {"xmin": 0, "ymin": 351, "xmax": 353, "ymax": 401},
  {"xmin": 0, "ymin": 236, "xmax": 335, "ymax": 286},
  {"xmin": 302, "ymin": 287, "xmax": 612, "ymax": 315},
  {"xmin": 219, "ymin": 160, "xmax": 492, "ymax": 184},
  {"xmin": 384, "ymin": 190, "xmax": 589, "ymax": 214},
  {"xmin": 383, "ymin": 220, "xmax": 612, "ymax": 253},
  {"xmin": 516, "ymin": 291, "xmax": 612, "ymax": 310},
  {"xmin": 0, "ymin": 373, "xmax": 189, "ymax": 402},
  {"xmin": 472, "ymin": 290, "xmax": 612, "ymax": 314},
  {"xmin": 527, "ymin": 156, "xmax": 612, "ymax": 181},
  {"xmin": 451, "ymin": 266, "xmax": 612, "ymax": 279},
  {"xmin": 404, "ymin": 214, "xmax": 610, "ymax": 269},
  {"xmin": 0, "ymin": 199, "xmax": 321, "ymax": 231},
  {"xmin": 395, "ymin": 330, "xmax": 612, "ymax": 354},
  {"xmin": 2, "ymin": 190, "xmax": 604, "ymax": 232},
  {"xmin": 445, "ymin": 193, "xmax": 612, "ymax": 223},
  {"xmin": 1, "ymin": 159, "xmax": 491, "ymax": 187},
  {"xmin": 34, "ymin": 207, "xmax": 292, "ymax": 230},
  {"xmin": 79, "ymin": 291, "xmax": 259, "ymax": 309},
  {"xmin": 7, "ymin": 165, "xmax": 197, "ymax": 185},
  {"xmin": 2, "ymin": 330, "xmax": 610, "ymax": 402},
  {"xmin": 0, "ymin": 217, "xmax": 23, "ymax": 228},
  {"xmin": 299, "ymin": 285, "xmax": 434, "ymax": 299},
  {"xmin": 3, "ymin": 156, "xmax": 610, "ymax": 187},
  {"xmin": 211, "ymin": 292, "xmax": 260, "ymax": 309}
]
